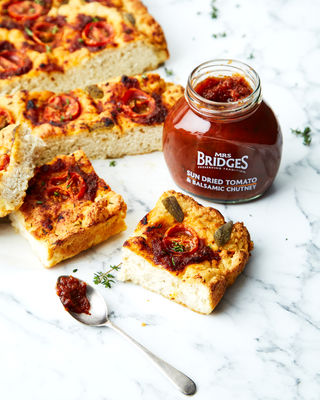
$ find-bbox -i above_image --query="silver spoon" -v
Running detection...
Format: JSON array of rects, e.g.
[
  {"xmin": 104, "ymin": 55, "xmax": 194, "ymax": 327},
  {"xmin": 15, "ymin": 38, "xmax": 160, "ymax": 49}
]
[{"xmin": 57, "ymin": 276, "xmax": 196, "ymax": 396}]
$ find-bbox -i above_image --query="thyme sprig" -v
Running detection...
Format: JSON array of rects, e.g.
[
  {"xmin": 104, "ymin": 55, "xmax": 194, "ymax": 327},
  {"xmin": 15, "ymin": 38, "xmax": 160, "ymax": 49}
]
[
  {"xmin": 291, "ymin": 127, "xmax": 312, "ymax": 146},
  {"xmin": 171, "ymin": 241, "xmax": 185, "ymax": 252},
  {"xmin": 210, "ymin": 0, "xmax": 219, "ymax": 19},
  {"xmin": 93, "ymin": 264, "xmax": 121, "ymax": 288}
]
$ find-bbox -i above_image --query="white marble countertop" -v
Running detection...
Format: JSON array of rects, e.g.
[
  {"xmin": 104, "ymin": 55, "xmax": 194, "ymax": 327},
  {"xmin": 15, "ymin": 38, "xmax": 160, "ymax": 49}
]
[{"xmin": 1, "ymin": 1, "xmax": 319, "ymax": 399}]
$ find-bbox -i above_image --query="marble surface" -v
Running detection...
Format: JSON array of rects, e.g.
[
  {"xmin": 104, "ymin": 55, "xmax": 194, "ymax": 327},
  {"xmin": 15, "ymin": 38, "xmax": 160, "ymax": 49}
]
[{"xmin": 1, "ymin": 0, "xmax": 319, "ymax": 399}]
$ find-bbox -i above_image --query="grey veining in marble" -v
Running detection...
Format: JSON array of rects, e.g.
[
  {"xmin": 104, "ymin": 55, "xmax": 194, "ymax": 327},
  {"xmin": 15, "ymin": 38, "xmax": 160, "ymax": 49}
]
[{"xmin": 1, "ymin": 1, "xmax": 319, "ymax": 399}]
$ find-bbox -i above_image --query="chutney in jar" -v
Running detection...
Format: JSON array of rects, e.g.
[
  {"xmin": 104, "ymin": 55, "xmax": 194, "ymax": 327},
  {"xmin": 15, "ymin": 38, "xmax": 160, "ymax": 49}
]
[{"xmin": 163, "ymin": 59, "xmax": 282, "ymax": 203}]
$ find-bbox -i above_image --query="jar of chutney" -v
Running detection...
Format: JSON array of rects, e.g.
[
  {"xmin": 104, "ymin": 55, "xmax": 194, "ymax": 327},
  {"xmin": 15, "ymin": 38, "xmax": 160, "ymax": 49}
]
[{"xmin": 163, "ymin": 59, "xmax": 282, "ymax": 203}]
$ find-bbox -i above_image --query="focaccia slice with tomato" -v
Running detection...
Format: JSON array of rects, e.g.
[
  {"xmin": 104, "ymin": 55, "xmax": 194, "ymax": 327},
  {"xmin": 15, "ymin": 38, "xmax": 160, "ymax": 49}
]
[
  {"xmin": 0, "ymin": 123, "xmax": 44, "ymax": 217},
  {"xmin": 119, "ymin": 190, "xmax": 253, "ymax": 314},
  {"xmin": 0, "ymin": 73, "xmax": 183, "ymax": 164},
  {"xmin": 0, "ymin": 0, "xmax": 168, "ymax": 95},
  {"xmin": 10, "ymin": 149, "xmax": 127, "ymax": 267}
]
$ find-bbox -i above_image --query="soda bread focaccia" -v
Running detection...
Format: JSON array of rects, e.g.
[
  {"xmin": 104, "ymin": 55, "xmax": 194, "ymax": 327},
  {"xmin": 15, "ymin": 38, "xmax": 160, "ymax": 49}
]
[
  {"xmin": 119, "ymin": 190, "xmax": 253, "ymax": 314},
  {"xmin": 0, "ymin": 123, "xmax": 44, "ymax": 217},
  {"xmin": 0, "ymin": 0, "xmax": 168, "ymax": 94},
  {"xmin": 0, "ymin": 73, "xmax": 183, "ymax": 163},
  {"xmin": 10, "ymin": 149, "xmax": 127, "ymax": 267}
]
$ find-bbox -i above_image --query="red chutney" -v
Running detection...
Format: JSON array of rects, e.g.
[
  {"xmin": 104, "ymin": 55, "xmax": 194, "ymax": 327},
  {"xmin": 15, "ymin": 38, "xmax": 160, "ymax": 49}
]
[
  {"xmin": 163, "ymin": 60, "xmax": 282, "ymax": 203},
  {"xmin": 195, "ymin": 75, "xmax": 252, "ymax": 102},
  {"xmin": 56, "ymin": 276, "xmax": 90, "ymax": 314}
]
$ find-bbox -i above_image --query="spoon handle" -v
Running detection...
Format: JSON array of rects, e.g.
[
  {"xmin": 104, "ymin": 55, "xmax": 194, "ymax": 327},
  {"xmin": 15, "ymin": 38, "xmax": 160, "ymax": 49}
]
[{"xmin": 106, "ymin": 320, "xmax": 196, "ymax": 395}]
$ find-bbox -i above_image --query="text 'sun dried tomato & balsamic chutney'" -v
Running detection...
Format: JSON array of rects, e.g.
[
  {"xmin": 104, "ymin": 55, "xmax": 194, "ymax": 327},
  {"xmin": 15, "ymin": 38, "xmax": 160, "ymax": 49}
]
[{"xmin": 163, "ymin": 59, "xmax": 282, "ymax": 203}]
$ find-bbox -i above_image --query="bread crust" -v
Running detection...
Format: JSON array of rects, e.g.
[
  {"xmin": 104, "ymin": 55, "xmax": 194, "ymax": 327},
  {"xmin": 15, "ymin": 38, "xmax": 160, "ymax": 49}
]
[
  {"xmin": 119, "ymin": 190, "xmax": 253, "ymax": 314},
  {"xmin": 10, "ymin": 149, "xmax": 127, "ymax": 267},
  {"xmin": 0, "ymin": 0, "xmax": 169, "ymax": 94},
  {"xmin": 0, "ymin": 123, "xmax": 44, "ymax": 217},
  {"xmin": 0, "ymin": 73, "xmax": 184, "ymax": 163}
]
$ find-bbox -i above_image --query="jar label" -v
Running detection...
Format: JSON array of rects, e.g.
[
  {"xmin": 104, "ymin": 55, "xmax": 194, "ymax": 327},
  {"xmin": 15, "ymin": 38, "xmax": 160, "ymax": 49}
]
[{"xmin": 183, "ymin": 147, "xmax": 265, "ymax": 199}]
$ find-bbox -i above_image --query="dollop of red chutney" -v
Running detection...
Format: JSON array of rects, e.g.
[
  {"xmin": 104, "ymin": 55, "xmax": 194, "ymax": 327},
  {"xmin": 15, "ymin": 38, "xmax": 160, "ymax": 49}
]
[
  {"xmin": 195, "ymin": 74, "xmax": 253, "ymax": 102},
  {"xmin": 56, "ymin": 275, "xmax": 90, "ymax": 314},
  {"xmin": 152, "ymin": 237, "xmax": 220, "ymax": 272}
]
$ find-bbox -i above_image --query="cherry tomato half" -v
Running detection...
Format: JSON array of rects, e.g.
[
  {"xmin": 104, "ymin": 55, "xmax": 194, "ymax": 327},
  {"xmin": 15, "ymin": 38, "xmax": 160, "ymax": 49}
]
[
  {"xmin": 0, "ymin": 108, "xmax": 14, "ymax": 129},
  {"xmin": 8, "ymin": 1, "xmax": 43, "ymax": 21},
  {"xmin": 47, "ymin": 171, "xmax": 86, "ymax": 200},
  {"xmin": 121, "ymin": 88, "xmax": 156, "ymax": 118},
  {"xmin": 32, "ymin": 21, "xmax": 59, "ymax": 45},
  {"xmin": 81, "ymin": 21, "xmax": 114, "ymax": 47},
  {"xmin": 66, "ymin": 172, "xmax": 86, "ymax": 200},
  {"xmin": 48, "ymin": 172, "xmax": 69, "ymax": 187},
  {"xmin": 162, "ymin": 224, "xmax": 199, "ymax": 255},
  {"xmin": 0, "ymin": 51, "xmax": 25, "ymax": 75},
  {"xmin": 0, "ymin": 154, "xmax": 10, "ymax": 171},
  {"xmin": 46, "ymin": 186, "xmax": 70, "ymax": 201},
  {"xmin": 43, "ymin": 94, "xmax": 80, "ymax": 124}
]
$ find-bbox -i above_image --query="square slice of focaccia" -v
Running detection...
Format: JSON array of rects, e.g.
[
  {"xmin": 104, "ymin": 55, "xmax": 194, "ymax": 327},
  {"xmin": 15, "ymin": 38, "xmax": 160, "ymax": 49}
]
[
  {"xmin": 0, "ymin": 73, "xmax": 184, "ymax": 163},
  {"xmin": 0, "ymin": 0, "xmax": 169, "ymax": 94},
  {"xmin": 119, "ymin": 190, "xmax": 253, "ymax": 314},
  {"xmin": 0, "ymin": 123, "xmax": 44, "ymax": 217},
  {"xmin": 10, "ymin": 149, "xmax": 127, "ymax": 267}
]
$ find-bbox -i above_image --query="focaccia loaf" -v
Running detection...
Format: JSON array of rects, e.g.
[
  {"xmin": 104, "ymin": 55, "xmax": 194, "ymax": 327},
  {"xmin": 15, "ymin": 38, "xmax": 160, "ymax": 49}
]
[
  {"xmin": 119, "ymin": 190, "xmax": 253, "ymax": 314},
  {"xmin": 0, "ymin": 73, "xmax": 183, "ymax": 163},
  {"xmin": 10, "ymin": 149, "xmax": 127, "ymax": 267},
  {"xmin": 0, "ymin": 123, "xmax": 44, "ymax": 217},
  {"xmin": 0, "ymin": 0, "xmax": 168, "ymax": 94}
]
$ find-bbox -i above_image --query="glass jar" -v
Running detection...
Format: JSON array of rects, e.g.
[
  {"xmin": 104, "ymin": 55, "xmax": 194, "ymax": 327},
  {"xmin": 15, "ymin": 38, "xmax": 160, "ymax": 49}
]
[{"xmin": 163, "ymin": 59, "xmax": 282, "ymax": 203}]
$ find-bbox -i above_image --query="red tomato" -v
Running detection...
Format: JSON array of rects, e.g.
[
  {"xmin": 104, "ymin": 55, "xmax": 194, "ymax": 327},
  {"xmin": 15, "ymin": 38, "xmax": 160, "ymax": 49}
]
[
  {"xmin": 0, "ymin": 51, "xmax": 25, "ymax": 74},
  {"xmin": 43, "ymin": 94, "xmax": 80, "ymax": 124},
  {"xmin": 0, "ymin": 154, "xmax": 10, "ymax": 171},
  {"xmin": 162, "ymin": 224, "xmax": 199, "ymax": 255},
  {"xmin": 66, "ymin": 172, "xmax": 87, "ymax": 200},
  {"xmin": 81, "ymin": 21, "xmax": 114, "ymax": 47},
  {"xmin": 32, "ymin": 21, "xmax": 59, "ymax": 45},
  {"xmin": 0, "ymin": 108, "xmax": 14, "ymax": 129},
  {"xmin": 46, "ymin": 186, "xmax": 70, "ymax": 201},
  {"xmin": 47, "ymin": 171, "xmax": 86, "ymax": 200},
  {"xmin": 48, "ymin": 172, "xmax": 69, "ymax": 187},
  {"xmin": 8, "ymin": 1, "xmax": 43, "ymax": 21},
  {"xmin": 121, "ymin": 88, "xmax": 156, "ymax": 118}
]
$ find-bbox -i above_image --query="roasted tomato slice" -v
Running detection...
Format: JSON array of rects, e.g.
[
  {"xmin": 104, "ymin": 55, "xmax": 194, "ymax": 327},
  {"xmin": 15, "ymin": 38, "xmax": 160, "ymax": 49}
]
[
  {"xmin": 0, "ymin": 51, "xmax": 25, "ymax": 74},
  {"xmin": 32, "ymin": 21, "xmax": 59, "ymax": 45},
  {"xmin": 82, "ymin": 21, "xmax": 114, "ymax": 47},
  {"xmin": 43, "ymin": 95, "xmax": 80, "ymax": 124},
  {"xmin": 163, "ymin": 224, "xmax": 199, "ymax": 255},
  {"xmin": 48, "ymin": 172, "xmax": 69, "ymax": 187},
  {"xmin": 0, "ymin": 154, "xmax": 10, "ymax": 171},
  {"xmin": 66, "ymin": 172, "xmax": 86, "ymax": 200},
  {"xmin": 46, "ymin": 186, "xmax": 70, "ymax": 201},
  {"xmin": 0, "ymin": 108, "xmax": 14, "ymax": 129},
  {"xmin": 8, "ymin": 1, "xmax": 43, "ymax": 21},
  {"xmin": 47, "ymin": 171, "xmax": 86, "ymax": 200},
  {"xmin": 121, "ymin": 88, "xmax": 156, "ymax": 118}
]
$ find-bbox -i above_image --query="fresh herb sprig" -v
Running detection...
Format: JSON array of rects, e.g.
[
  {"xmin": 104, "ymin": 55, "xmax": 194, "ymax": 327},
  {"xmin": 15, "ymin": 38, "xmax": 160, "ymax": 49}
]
[
  {"xmin": 164, "ymin": 67, "xmax": 173, "ymax": 76},
  {"xmin": 93, "ymin": 264, "xmax": 121, "ymax": 288},
  {"xmin": 171, "ymin": 241, "xmax": 185, "ymax": 252},
  {"xmin": 212, "ymin": 32, "xmax": 226, "ymax": 39},
  {"xmin": 210, "ymin": 0, "xmax": 219, "ymax": 19},
  {"xmin": 291, "ymin": 127, "xmax": 312, "ymax": 146},
  {"xmin": 25, "ymin": 27, "xmax": 33, "ymax": 37}
]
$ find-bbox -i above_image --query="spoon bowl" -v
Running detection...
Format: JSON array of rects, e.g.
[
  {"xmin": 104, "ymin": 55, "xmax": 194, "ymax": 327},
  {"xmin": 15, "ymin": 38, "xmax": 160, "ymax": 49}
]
[
  {"xmin": 56, "ymin": 275, "xmax": 197, "ymax": 396},
  {"xmin": 59, "ymin": 276, "xmax": 109, "ymax": 326}
]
